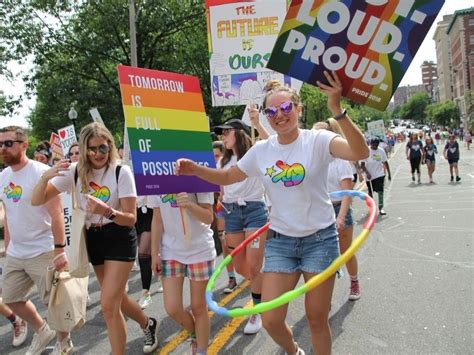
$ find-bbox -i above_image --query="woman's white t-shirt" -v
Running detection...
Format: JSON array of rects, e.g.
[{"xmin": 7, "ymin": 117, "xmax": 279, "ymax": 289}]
[
  {"xmin": 148, "ymin": 193, "xmax": 216, "ymax": 264},
  {"xmin": 50, "ymin": 162, "xmax": 137, "ymax": 226},
  {"xmin": 327, "ymin": 159, "xmax": 354, "ymax": 202},
  {"xmin": 219, "ymin": 155, "xmax": 265, "ymax": 204},
  {"xmin": 238, "ymin": 129, "xmax": 337, "ymax": 237}
]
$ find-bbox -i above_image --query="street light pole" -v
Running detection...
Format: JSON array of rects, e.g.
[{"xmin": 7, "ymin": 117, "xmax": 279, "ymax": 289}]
[
  {"xmin": 68, "ymin": 106, "xmax": 78, "ymax": 133},
  {"xmin": 129, "ymin": 0, "xmax": 138, "ymax": 67}
]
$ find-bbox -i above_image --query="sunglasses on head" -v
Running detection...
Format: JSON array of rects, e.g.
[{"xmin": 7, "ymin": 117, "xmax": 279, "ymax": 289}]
[
  {"xmin": 263, "ymin": 100, "xmax": 293, "ymax": 119},
  {"xmin": 0, "ymin": 140, "xmax": 23, "ymax": 148},
  {"xmin": 87, "ymin": 144, "xmax": 110, "ymax": 155}
]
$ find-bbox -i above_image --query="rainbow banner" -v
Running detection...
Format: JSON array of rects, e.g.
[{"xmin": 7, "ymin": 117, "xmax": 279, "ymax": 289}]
[
  {"xmin": 117, "ymin": 65, "xmax": 218, "ymax": 195},
  {"xmin": 206, "ymin": 0, "xmax": 301, "ymax": 107},
  {"xmin": 267, "ymin": 0, "xmax": 444, "ymax": 111}
]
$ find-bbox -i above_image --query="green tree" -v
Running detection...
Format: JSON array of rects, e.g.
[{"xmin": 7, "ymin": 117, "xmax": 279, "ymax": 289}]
[
  {"xmin": 426, "ymin": 101, "xmax": 460, "ymax": 127},
  {"xmin": 398, "ymin": 92, "xmax": 430, "ymax": 123}
]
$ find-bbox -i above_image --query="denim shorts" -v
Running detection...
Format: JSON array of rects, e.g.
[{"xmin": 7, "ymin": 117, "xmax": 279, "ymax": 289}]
[
  {"xmin": 263, "ymin": 223, "xmax": 340, "ymax": 274},
  {"xmin": 222, "ymin": 201, "xmax": 269, "ymax": 233},
  {"xmin": 333, "ymin": 203, "xmax": 354, "ymax": 229}
]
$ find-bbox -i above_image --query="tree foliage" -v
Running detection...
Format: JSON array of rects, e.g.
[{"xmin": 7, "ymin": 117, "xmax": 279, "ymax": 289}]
[
  {"xmin": 398, "ymin": 92, "xmax": 430, "ymax": 123},
  {"xmin": 425, "ymin": 101, "xmax": 460, "ymax": 127}
]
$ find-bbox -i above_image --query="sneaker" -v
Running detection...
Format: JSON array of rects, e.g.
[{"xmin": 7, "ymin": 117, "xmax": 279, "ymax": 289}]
[
  {"xmin": 349, "ymin": 280, "xmax": 361, "ymax": 301},
  {"xmin": 156, "ymin": 278, "xmax": 164, "ymax": 293},
  {"xmin": 132, "ymin": 260, "xmax": 139, "ymax": 271},
  {"xmin": 12, "ymin": 317, "xmax": 28, "ymax": 347},
  {"xmin": 243, "ymin": 314, "xmax": 262, "ymax": 335},
  {"xmin": 52, "ymin": 337, "xmax": 74, "ymax": 355},
  {"xmin": 379, "ymin": 209, "xmax": 387, "ymax": 216},
  {"xmin": 451, "ymin": 176, "xmax": 454, "ymax": 182},
  {"xmin": 138, "ymin": 291, "xmax": 152, "ymax": 309},
  {"xmin": 289, "ymin": 343, "xmax": 305, "ymax": 355},
  {"xmin": 456, "ymin": 176, "xmax": 461, "ymax": 182},
  {"xmin": 143, "ymin": 317, "xmax": 159, "ymax": 353},
  {"xmin": 222, "ymin": 277, "xmax": 237, "ymax": 294},
  {"xmin": 26, "ymin": 322, "xmax": 56, "ymax": 355}
]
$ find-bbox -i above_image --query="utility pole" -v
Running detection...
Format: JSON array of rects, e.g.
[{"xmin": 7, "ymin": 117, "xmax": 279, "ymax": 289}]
[{"xmin": 129, "ymin": 0, "xmax": 138, "ymax": 67}]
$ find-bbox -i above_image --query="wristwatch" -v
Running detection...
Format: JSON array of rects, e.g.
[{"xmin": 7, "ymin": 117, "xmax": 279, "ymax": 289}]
[
  {"xmin": 108, "ymin": 211, "xmax": 117, "ymax": 221},
  {"xmin": 333, "ymin": 109, "xmax": 347, "ymax": 121},
  {"xmin": 54, "ymin": 243, "xmax": 66, "ymax": 248}
]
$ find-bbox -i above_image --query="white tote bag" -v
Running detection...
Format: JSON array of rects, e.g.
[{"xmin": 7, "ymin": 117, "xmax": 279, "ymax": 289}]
[
  {"xmin": 47, "ymin": 269, "xmax": 88, "ymax": 332},
  {"xmin": 68, "ymin": 177, "xmax": 89, "ymax": 278}
]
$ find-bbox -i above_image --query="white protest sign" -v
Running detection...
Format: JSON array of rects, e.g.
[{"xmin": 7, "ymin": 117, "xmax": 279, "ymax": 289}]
[
  {"xmin": 58, "ymin": 125, "xmax": 77, "ymax": 157},
  {"xmin": 61, "ymin": 192, "xmax": 73, "ymax": 258},
  {"xmin": 89, "ymin": 107, "xmax": 105, "ymax": 125},
  {"xmin": 367, "ymin": 120, "xmax": 386, "ymax": 140}
]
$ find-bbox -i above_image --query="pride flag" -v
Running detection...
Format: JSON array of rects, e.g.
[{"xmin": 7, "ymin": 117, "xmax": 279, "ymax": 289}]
[
  {"xmin": 118, "ymin": 65, "xmax": 218, "ymax": 195},
  {"xmin": 267, "ymin": 0, "xmax": 444, "ymax": 110}
]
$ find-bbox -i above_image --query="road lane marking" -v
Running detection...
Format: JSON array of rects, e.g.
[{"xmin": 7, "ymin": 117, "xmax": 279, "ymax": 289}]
[
  {"xmin": 158, "ymin": 279, "xmax": 250, "ymax": 354},
  {"xmin": 208, "ymin": 300, "xmax": 253, "ymax": 353}
]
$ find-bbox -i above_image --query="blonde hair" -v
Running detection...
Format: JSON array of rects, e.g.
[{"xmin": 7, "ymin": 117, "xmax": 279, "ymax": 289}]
[
  {"xmin": 313, "ymin": 118, "xmax": 345, "ymax": 138},
  {"xmin": 262, "ymin": 82, "xmax": 301, "ymax": 108},
  {"xmin": 77, "ymin": 122, "xmax": 119, "ymax": 192}
]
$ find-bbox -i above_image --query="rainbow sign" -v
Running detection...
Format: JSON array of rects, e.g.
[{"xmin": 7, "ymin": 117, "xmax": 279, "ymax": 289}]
[
  {"xmin": 117, "ymin": 65, "xmax": 218, "ymax": 195},
  {"xmin": 267, "ymin": 0, "xmax": 444, "ymax": 111}
]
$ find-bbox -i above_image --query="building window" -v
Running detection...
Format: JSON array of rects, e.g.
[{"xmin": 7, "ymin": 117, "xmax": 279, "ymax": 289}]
[
  {"xmin": 469, "ymin": 19, "xmax": 474, "ymax": 26},
  {"xmin": 471, "ymin": 35, "xmax": 474, "ymax": 45}
]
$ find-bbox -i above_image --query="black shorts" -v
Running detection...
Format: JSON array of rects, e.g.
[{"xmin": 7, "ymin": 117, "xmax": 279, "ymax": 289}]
[
  {"xmin": 448, "ymin": 158, "xmax": 459, "ymax": 165},
  {"xmin": 135, "ymin": 207, "xmax": 153, "ymax": 235},
  {"xmin": 352, "ymin": 173, "xmax": 358, "ymax": 183},
  {"xmin": 366, "ymin": 176, "xmax": 385, "ymax": 194},
  {"xmin": 86, "ymin": 223, "xmax": 137, "ymax": 266}
]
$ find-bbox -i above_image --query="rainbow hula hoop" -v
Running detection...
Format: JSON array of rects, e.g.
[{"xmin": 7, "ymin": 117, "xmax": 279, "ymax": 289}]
[{"xmin": 206, "ymin": 190, "xmax": 377, "ymax": 317}]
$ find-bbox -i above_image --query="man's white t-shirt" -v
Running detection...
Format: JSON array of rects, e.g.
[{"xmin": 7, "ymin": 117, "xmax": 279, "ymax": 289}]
[
  {"xmin": 327, "ymin": 159, "xmax": 354, "ymax": 202},
  {"xmin": 0, "ymin": 160, "xmax": 55, "ymax": 258},
  {"xmin": 148, "ymin": 193, "xmax": 216, "ymax": 264},
  {"xmin": 219, "ymin": 155, "xmax": 265, "ymax": 204},
  {"xmin": 50, "ymin": 162, "xmax": 136, "ymax": 226},
  {"xmin": 238, "ymin": 129, "xmax": 337, "ymax": 237},
  {"xmin": 363, "ymin": 147, "xmax": 387, "ymax": 180}
]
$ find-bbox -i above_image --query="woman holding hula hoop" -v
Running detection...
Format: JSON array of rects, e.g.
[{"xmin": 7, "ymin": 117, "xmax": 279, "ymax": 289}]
[
  {"xmin": 177, "ymin": 71, "xmax": 368, "ymax": 355},
  {"xmin": 213, "ymin": 119, "xmax": 269, "ymax": 334}
]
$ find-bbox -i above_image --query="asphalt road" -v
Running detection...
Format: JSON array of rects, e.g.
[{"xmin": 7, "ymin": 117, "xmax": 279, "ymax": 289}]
[{"xmin": 1, "ymin": 141, "xmax": 472, "ymax": 354}]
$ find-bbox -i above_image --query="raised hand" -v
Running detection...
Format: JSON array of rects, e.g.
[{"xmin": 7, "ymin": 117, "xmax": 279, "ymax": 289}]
[
  {"xmin": 316, "ymin": 70, "xmax": 343, "ymax": 115},
  {"xmin": 41, "ymin": 160, "xmax": 71, "ymax": 181},
  {"xmin": 248, "ymin": 103, "xmax": 260, "ymax": 126}
]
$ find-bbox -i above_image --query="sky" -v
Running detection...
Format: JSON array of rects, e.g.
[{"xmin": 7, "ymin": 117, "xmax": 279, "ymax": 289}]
[{"xmin": 0, "ymin": 1, "xmax": 467, "ymax": 129}]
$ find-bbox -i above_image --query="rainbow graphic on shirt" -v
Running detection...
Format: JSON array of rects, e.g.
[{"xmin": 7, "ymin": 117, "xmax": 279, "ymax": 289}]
[
  {"xmin": 267, "ymin": 0, "xmax": 444, "ymax": 110},
  {"xmin": 118, "ymin": 65, "xmax": 218, "ymax": 196},
  {"xmin": 161, "ymin": 194, "xmax": 178, "ymax": 208},
  {"xmin": 265, "ymin": 160, "xmax": 305, "ymax": 187},
  {"xmin": 3, "ymin": 182, "xmax": 22, "ymax": 202},
  {"xmin": 89, "ymin": 182, "xmax": 111, "ymax": 202}
]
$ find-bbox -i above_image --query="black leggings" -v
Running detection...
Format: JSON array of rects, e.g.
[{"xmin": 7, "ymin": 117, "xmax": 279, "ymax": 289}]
[{"xmin": 410, "ymin": 157, "xmax": 421, "ymax": 174}]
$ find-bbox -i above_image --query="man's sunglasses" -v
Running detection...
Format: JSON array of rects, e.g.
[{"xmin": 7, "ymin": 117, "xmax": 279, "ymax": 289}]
[
  {"xmin": 263, "ymin": 100, "xmax": 293, "ymax": 119},
  {"xmin": 0, "ymin": 140, "xmax": 23, "ymax": 148},
  {"xmin": 87, "ymin": 144, "xmax": 110, "ymax": 155}
]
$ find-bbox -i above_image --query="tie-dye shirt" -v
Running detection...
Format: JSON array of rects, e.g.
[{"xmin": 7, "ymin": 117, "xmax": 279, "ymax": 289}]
[
  {"xmin": 0, "ymin": 160, "xmax": 54, "ymax": 258},
  {"xmin": 51, "ymin": 162, "xmax": 136, "ymax": 226},
  {"xmin": 238, "ymin": 129, "xmax": 337, "ymax": 237}
]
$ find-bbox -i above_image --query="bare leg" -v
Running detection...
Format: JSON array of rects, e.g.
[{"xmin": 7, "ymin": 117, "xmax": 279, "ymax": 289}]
[
  {"xmin": 261, "ymin": 272, "xmax": 300, "ymax": 353},
  {"xmin": 190, "ymin": 280, "xmax": 210, "ymax": 350},
  {"xmin": 162, "ymin": 276, "xmax": 195, "ymax": 333}
]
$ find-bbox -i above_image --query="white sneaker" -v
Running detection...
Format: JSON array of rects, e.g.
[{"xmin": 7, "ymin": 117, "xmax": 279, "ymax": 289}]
[
  {"xmin": 138, "ymin": 291, "xmax": 152, "ymax": 309},
  {"xmin": 26, "ymin": 322, "xmax": 56, "ymax": 355},
  {"xmin": 132, "ymin": 260, "xmax": 139, "ymax": 271},
  {"xmin": 243, "ymin": 314, "xmax": 262, "ymax": 335},
  {"xmin": 52, "ymin": 337, "xmax": 74, "ymax": 355},
  {"xmin": 12, "ymin": 317, "xmax": 28, "ymax": 347},
  {"xmin": 156, "ymin": 278, "xmax": 163, "ymax": 293}
]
